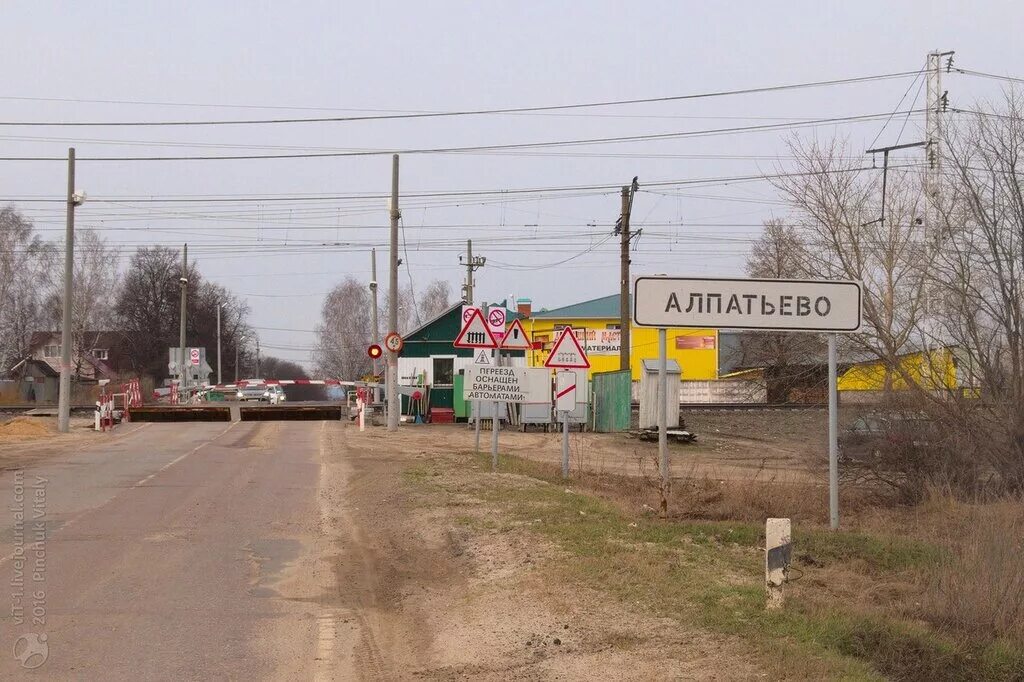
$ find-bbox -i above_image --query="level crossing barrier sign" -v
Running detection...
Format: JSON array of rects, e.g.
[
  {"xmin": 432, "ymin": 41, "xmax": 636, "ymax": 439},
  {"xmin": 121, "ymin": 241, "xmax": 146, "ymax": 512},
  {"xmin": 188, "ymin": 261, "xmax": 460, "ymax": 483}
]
[
  {"xmin": 544, "ymin": 327, "xmax": 591, "ymax": 368},
  {"xmin": 454, "ymin": 308, "xmax": 498, "ymax": 348}
]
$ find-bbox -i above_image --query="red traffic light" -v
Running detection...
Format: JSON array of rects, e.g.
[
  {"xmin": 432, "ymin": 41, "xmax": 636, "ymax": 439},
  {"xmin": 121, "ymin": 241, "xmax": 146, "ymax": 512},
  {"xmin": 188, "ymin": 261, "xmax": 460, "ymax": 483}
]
[{"xmin": 367, "ymin": 344, "xmax": 383, "ymax": 359}]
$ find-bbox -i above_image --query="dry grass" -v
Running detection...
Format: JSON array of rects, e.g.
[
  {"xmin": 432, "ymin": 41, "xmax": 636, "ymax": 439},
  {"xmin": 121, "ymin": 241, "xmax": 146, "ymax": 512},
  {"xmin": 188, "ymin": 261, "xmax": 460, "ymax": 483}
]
[
  {"xmin": 572, "ymin": 451, "xmax": 873, "ymax": 525},
  {"xmin": 921, "ymin": 498, "xmax": 1024, "ymax": 644}
]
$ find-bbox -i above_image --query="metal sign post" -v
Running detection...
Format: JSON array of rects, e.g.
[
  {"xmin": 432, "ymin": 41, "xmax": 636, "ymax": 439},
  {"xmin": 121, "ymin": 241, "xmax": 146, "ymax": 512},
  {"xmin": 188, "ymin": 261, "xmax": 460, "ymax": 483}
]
[
  {"xmin": 555, "ymin": 370, "xmax": 577, "ymax": 478},
  {"xmin": 828, "ymin": 334, "xmax": 839, "ymax": 529},
  {"xmin": 491, "ymin": 349, "xmax": 500, "ymax": 470},
  {"xmin": 658, "ymin": 328, "xmax": 669, "ymax": 497},
  {"xmin": 472, "ymin": 349, "xmax": 490, "ymax": 453},
  {"xmin": 561, "ymin": 410, "xmax": 570, "ymax": 477},
  {"xmin": 633, "ymin": 276, "xmax": 862, "ymax": 528}
]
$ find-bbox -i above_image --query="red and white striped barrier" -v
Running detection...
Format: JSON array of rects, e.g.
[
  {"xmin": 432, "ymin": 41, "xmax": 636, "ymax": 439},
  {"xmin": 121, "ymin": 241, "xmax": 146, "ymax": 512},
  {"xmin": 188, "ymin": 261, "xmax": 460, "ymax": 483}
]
[
  {"xmin": 122, "ymin": 378, "xmax": 143, "ymax": 407},
  {"xmin": 95, "ymin": 392, "xmax": 115, "ymax": 431},
  {"xmin": 208, "ymin": 379, "xmax": 349, "ymax": 389}
]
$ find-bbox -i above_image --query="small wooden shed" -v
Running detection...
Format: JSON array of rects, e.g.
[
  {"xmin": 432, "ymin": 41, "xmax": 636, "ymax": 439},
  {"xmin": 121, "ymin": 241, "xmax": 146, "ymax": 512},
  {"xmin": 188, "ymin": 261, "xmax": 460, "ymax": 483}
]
[{"xmin": 639, "ymin": 358, "xmax": 680, "ymax": 429}]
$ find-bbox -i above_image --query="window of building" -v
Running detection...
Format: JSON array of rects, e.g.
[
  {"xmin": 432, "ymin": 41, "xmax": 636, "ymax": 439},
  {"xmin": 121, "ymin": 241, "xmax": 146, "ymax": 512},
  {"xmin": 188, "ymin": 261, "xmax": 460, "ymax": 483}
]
[
  {"xmin": 93, "ymin": 348, "xmax": 109, "ymax": 360},
  {"xmin": 43, "ymin": 345, "xmax": 60, "ymax": 357},
  {"xmin": 432, "ymin": 357, "xmax": 454, "ymax": 386}
]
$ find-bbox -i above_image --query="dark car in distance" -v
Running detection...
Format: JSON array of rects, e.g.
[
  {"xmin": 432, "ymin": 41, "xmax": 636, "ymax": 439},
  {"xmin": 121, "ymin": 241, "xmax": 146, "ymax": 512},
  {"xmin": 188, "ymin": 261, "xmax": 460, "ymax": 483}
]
[{"xmin": 839, "ymin": 412, "xmax": 935, "ymax": 462}]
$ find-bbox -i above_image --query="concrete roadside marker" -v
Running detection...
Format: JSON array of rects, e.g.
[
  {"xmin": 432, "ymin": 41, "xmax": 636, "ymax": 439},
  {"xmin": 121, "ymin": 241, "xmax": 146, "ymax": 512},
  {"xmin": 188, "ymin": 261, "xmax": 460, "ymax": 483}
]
[{"xmin": 765, "ymin": 517, "xmax": 792, "ymax": 609}]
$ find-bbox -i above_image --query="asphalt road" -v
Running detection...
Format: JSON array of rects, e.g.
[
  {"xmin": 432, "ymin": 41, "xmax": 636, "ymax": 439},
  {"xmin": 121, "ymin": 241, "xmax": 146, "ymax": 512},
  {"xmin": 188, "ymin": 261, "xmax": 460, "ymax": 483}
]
[{"xmin": 0, "ymin": 421, "xmax": 332, "ymax": 679}]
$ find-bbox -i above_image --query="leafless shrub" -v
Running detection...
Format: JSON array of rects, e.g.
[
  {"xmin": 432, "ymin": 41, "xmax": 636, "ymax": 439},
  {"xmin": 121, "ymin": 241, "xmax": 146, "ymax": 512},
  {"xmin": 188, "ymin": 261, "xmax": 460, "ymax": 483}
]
[{"xmin": 922, "ymin": 499, "xmax": 1024, "ymax": 643}]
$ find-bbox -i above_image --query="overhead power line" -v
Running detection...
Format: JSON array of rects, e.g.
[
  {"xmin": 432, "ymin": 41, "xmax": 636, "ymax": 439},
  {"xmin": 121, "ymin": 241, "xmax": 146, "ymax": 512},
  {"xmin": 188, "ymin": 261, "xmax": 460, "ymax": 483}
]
[
  {"xmin": 953, "ymin": 68, "xmax": 1024, "ymax": 85},
  {"xmin": 0, "ymin": 110, "xmax": 922, "ymax": 162},
  {"xmin": 0, "ymin": 71, "xmax": 920, "ymax": 127}
]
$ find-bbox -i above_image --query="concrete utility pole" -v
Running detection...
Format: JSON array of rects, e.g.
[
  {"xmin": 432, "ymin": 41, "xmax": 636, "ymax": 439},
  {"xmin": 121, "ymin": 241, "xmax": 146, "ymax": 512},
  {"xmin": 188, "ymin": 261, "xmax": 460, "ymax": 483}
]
[
  {"xmin": 216, "ymin": 304, "xmax": 222, "ymax": 385},
  {"xmin": 387, "ymin": 154, "xmax": 401, "ymax": 431},
  {"xmin": 460, "ymin": 239, "xmax": 486, "ymax": 304},
  {"xmin": 57, "ymin": 147, "xmax": 77, "ymax": 433},
  {"xmin": 370, "ymin": 248, "xmax": 380, "ymax": 402},
  {"xmin": 616, "ymin": 178, "xmax": 638, "ymax": 372},
  {"xmin": 924, "ymin": 49, "xmax": 954, "ymax": 351},
  {"xmin": 255, "ymin": 338, "xmax": 261, "ymax": 377},
  {"xmin": 925, "ymin": 50, "xmax": 953, "ymax": 211},
  {"xmin": 465, "ymin": 239, "xmax": 474, "ymax": 304},
  {"xmin": 460, "ymin": 239, "xmax": 487, "ymax": 451},
  {"xmin": 179, "ymin": 244, "xmax": 188, "ymax": 394}
]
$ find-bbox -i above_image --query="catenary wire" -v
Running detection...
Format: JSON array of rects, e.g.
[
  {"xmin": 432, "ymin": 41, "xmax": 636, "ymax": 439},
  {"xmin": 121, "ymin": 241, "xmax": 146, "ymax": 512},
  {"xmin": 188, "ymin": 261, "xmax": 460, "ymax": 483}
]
[{"xmin": 0, "ymin": 71, "xmax": 921, "ymax": 127}]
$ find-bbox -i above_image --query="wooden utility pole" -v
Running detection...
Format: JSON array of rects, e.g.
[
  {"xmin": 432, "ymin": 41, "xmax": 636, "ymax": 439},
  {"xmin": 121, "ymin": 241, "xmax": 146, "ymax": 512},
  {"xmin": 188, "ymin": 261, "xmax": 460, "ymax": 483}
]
[{"xmin": 618, "ymin": 178, "xmax": 638, "ymax": 372}]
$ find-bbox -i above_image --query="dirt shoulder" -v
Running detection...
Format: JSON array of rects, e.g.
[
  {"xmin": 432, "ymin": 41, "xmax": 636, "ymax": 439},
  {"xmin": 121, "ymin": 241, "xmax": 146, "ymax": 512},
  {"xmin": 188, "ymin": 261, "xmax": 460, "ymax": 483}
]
[
  {"xmin": 0, "ymin": 415, "xmax": 119, "ymax": 470},
  {"xmin": 319, "ymin": 422, "xmax": 766, "ymax": 680},
  {"xmin": 379, "ymin": 420, "xmax": 821, "ymax": 484}
]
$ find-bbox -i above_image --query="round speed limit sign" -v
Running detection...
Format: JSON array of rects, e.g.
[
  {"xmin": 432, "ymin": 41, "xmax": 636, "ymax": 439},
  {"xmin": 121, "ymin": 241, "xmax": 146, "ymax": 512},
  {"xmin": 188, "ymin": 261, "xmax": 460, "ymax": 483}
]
[{"xmin": 384, "ymin": 332, "xmax": 404, "ymax": 354}]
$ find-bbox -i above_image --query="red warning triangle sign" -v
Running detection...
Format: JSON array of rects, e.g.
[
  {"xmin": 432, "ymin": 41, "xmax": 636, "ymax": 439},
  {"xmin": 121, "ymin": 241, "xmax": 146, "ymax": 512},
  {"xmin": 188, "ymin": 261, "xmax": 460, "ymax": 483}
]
[
  {"xmin": 544, "ymin": 327, "xmax": 591, "ymax": 368},
  {"xmin": 454, "ymin": 307, "xmax": 498, "ymax": 348},
  {"xmin": 499, "ymin": 319, "xmax": 532, "ymax": 350}
]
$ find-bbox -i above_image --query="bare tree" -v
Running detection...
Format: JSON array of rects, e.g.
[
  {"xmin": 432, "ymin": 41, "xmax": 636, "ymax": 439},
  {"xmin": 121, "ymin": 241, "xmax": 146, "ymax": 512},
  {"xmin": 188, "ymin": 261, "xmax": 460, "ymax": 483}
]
[
  {"xmin": 928, "ymin": 90, "xmax": 1024, "ymax": 491},
  {"xmin": 773, "ymin": 136, "xmax": 928, "ymax": 385},
  {"xmin": 43, "ymin": 230, "xmax": 121, "ymax": 376},
  {"xmin": 314, "ymin": 277, "xmax": 373, "ymax": 380},
  {"xmin": 382, "ymin": 283, "xmax": 417, "ymax": 334},
  {"xmin": 116, "ymin": 246, "xmax": 252, "ymax": 381},
  {"xmin": 418, "ymin": 279, "xmax": 452, "ymax": 323},
  {"xmin": 739, "ymin": 219, "xmax": 825, "ymax": 401},
  {"xmin": 0, "ymin": 207, "xmax": 55, "ymax": 370}
]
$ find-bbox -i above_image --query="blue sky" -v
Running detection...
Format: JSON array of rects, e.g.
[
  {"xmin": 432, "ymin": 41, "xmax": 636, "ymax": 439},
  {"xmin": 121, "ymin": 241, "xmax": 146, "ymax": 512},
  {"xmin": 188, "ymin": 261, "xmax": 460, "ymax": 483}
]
[{"xmin": 2, "ymin": 2, "xmax": 1020, "ymax": 366}]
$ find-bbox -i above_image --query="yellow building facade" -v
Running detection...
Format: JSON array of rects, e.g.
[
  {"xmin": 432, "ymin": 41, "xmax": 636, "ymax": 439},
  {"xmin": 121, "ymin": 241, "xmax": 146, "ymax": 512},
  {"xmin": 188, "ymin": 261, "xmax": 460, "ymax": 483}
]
[
  {"xmin": 837, "ymin": 347, "xmax": 960, "ymax": 392},
  {"xmin": 523, "ymin": 294, "xmax": 719, "ymax": 381}
]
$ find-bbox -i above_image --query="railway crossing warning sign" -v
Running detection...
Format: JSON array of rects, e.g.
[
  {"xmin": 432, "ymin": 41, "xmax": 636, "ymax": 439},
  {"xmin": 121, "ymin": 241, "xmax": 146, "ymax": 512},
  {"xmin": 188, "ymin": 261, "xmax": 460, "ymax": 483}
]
[
  {"xmin": 544, "ymin": 327, "xmax": 590, "ymax": 369},
  {"xmin": 454, "ymin": 308, "xmax": 498, "ymax": 348},
  {"xmin": 499, "ymin": 319, "xmax": 531, "ymax": 350}
]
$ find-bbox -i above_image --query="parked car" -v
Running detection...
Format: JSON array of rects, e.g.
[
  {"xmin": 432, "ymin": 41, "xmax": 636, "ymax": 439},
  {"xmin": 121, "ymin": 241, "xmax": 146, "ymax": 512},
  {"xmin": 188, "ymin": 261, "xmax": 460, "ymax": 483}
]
[
  {"xmin": 839, "ymin": 412, "xmax": 934, "ymax": 461},
  {"xmin": 235, "ymin": 382, "xmax": 286, "ymax": 404}
]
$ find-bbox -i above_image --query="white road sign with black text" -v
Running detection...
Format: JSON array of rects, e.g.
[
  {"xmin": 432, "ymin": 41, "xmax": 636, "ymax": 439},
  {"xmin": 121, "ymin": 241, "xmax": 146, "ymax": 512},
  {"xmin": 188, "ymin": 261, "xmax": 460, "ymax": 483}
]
[
  {"xmin": 463, "ymin": 366, "xmax": 551, "ymax": 403},
  {"xmin": 633, "ymin": 276, "xmax": 862, "ymax": 332}
]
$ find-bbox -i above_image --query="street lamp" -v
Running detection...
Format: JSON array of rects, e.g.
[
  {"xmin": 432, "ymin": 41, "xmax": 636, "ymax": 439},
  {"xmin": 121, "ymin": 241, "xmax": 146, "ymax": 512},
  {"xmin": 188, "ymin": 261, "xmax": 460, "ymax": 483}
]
[{"xmin": 235, "ymin": 334, "xmax": 246, "ymax": 383}]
